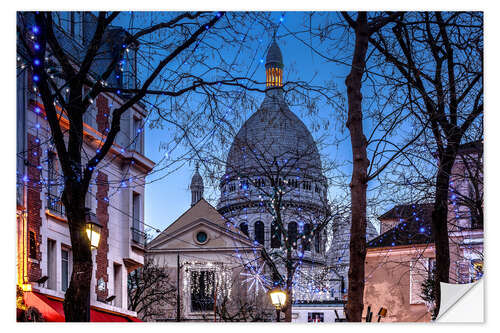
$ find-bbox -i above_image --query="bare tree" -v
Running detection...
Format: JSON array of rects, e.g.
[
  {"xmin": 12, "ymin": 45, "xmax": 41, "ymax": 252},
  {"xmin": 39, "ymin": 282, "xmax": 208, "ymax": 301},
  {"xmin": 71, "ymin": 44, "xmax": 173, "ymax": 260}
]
[
  {"xmin": 197, "ymin": 88, "xmax": 337, "ymax": 321},
  {"xmin": 367, "ymin": 11, "xmax": 483, "ymax": 315},
  {"xmin": 16, "ymin": 10, "xmax": 274, "ymax": 321},
  {"xmin": 128, "ymin": 258, "xmax": 176, "ymax": 321},
  {"xmin": 340, "ymin": 11, "xmax": 404, "ymax": 321}
]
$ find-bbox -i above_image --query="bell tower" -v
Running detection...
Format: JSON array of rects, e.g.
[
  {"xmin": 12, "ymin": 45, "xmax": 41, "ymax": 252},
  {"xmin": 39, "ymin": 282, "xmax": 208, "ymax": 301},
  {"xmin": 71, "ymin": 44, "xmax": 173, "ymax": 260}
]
[{"xmin": 190, "ymin": 162, "xmax": 204, "ymax": 206}]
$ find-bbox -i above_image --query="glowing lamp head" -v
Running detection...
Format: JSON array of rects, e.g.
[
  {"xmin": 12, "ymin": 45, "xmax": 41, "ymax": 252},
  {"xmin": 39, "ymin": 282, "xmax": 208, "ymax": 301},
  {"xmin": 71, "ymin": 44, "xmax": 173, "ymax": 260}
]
[
  {"xmin": 85, "ymin": 209, "xmax": 102, "ymax": 249},
  {"xmin": 268, "ymin": 287, "xmax": 287, "ymax": 310}
]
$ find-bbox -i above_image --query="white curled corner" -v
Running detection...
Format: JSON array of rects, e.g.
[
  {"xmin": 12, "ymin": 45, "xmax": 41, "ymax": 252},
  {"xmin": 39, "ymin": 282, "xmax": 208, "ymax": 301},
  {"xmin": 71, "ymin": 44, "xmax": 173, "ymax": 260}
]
[{"xmin": 436, "ymin": 279, "xmax": 484, "ymax": 322}]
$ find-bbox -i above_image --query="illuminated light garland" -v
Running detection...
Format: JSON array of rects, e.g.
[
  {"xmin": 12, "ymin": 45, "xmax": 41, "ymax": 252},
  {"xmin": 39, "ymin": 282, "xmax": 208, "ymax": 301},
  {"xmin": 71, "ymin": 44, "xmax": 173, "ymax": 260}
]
[{"xmin": 240, "ymin": 262, "xmax": 269, "ymax": 295}]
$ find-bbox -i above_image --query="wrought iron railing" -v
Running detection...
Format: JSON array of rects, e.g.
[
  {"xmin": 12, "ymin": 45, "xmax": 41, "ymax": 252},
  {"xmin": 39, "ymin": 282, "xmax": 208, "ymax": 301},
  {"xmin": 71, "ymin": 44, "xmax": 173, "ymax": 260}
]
[
  {"xmin": 47, "ymin": 193, "xmax": 65, "ymax": 216},
  {"xmin": 131, "ymin": 227, "xmax": 147, "ymax": 246}
]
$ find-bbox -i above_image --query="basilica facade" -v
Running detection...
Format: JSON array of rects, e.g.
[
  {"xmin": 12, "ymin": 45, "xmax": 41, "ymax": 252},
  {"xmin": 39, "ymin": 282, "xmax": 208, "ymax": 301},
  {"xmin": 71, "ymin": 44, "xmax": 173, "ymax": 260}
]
[{"xmin": 216, "ymin": 39, "xmax": 344, "ymax": 305}]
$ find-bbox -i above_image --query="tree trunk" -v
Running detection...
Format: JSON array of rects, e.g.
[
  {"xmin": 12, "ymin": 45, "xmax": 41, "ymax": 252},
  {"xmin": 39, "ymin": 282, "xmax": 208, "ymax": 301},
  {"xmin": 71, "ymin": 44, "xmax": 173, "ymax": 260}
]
[
  {"xmin": 432, "ymin": 146, "xmax": 457, "ymax": 318},
  {"xmin": 62, "ymin": 185, "xmax": 93, "ymax": 321},
  {"xmin": 284, "ymin": 247, "xmax": 293, "ymax": 322},
  {"xmin": 344, "ymin": 12, "xmax": 370, "ymax": 322}
]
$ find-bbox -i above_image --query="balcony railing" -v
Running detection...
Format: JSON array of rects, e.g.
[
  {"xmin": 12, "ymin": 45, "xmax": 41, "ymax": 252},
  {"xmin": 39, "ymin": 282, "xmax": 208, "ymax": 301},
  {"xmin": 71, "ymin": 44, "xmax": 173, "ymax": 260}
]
[
  {"xmin": 47, "ymin": 193, "xmax": 65, "ymax": 216},
  {"xmin": 131, "ymin": 227, "xmax": 147, "ymax": 246}
]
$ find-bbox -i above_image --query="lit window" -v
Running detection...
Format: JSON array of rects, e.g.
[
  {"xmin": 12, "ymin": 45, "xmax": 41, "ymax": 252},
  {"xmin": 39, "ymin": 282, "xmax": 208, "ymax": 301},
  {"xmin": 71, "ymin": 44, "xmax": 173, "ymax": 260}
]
[
  {"xmin": 29, "ymin": 231, "xmax": 37, "ymax": 259},
  {"xmin": 191, "ymin": 270, "xmax": 215, "ymax": 312}
]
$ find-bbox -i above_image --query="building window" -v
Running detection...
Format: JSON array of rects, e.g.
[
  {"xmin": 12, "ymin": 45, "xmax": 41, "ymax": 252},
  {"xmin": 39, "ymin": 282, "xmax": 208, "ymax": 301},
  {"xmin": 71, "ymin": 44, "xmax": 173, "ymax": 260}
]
[
  {"xmin": 47, "ymin": 152, "xmax": 65, "ymax": 215},
  {"xmin": 239, "ymin": 222, "xmax": 249, "ymax": 237},
  {"xmin": 61, "ymin": 248, "xmax": 70, "ymax": 292},
  {"xmin": 47, "ymin": 239, "xmax": 57, "ymax": 290},
  {"xmin": 314, "ymin": 231, "xmax": 322, "ymax": 253},
  {"xmin": 288, "ymin": 178, "xmax": 298, "ymax": 188},
  {"xmin": 131, "ymin": 192, "xmax": 143, "ymax": 243},
  {"xmin": 254, "ymin": 221, "xmax": 264, "ymax": 245},
  {"xmin": 302, "ymin": 181, "xmax": 311, "ymax": 191},
  {"xmin": 410, "ymin": 258, "xmax": 429, "ymax": 304},
  {"xmin": 303, "ymin": 223, "xmax": 312, "ymax": 251},
  {"xmin": 114, "ymin": 263, "xmax": 122, "ymax": 308},
  {"xmin": 239, "ymin": 180, "xmax": 249, "ymax": 191},
  {"xmin": 456, "ymin": 261, "xmax": 470, "ymax": 284},
  {"xmin": 288, "ymin": 222, "xmax": 298, "ymax": 249},
  {"xmin": 83, "ymin": 101, "xmax": 96, "ymax": 128},
  {"xmin": 196, "ymin": 231, "xmax": 208, "ymax": 244},
  {"xmin": 271, "ymin": 221, "xmax": 281, "ymax": 248},
  {"xmin": 28, "ymin": 231, "xmax": 37, "ymax": 259},
  {"xmin": 85, "ymin": 183, "xmax": 93, "ymax": 211},
  {"xmin": 191, "ymin": 270, "xmax": 215, "ymax": 312},
  {"xmin": 56, "ymin": 12, "xmax": 83, "ymax": 44},
  {"xmin": 278, "ymin": 178, "xmax": 284, "ymax": 187},
  {"xmin": 228, "ymin": 183, "xmax": 235, "ymax": 192},
  {"xmin": 133, "ymin": 117, "xmax": 144, "ymax": 154},
  {"xmin": 308, "ymin": 312, "xmax": 324, "ymax": 322},
  {"xmin": 471, "ymin": 260, "xmax": 483, "ymax": 282}
]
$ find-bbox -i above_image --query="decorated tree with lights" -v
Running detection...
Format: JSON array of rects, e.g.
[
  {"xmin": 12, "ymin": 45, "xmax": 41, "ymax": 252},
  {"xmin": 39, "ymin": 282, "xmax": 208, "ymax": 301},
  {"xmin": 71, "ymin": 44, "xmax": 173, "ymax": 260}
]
[
  {"xmin": 365, "ymin": 11, "xmax": 483, "ymax": 316},
  {"xmin": 16, "ymin": 10, "xmax": 278, "ymax": 321},
  {"xmin": 197, "ymin": 78, "xmax": 340, "ymax": 321}
]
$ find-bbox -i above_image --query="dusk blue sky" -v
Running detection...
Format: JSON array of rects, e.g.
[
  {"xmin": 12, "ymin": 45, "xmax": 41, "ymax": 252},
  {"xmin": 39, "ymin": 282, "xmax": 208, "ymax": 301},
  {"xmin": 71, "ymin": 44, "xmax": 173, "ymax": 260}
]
[
  {"xmin": 136, "ymin": 12, "xmax": 401, "ymax": 237},
  {"xmin": 140, "ymin": 12, "xmax": 356, "ymax": 236}
]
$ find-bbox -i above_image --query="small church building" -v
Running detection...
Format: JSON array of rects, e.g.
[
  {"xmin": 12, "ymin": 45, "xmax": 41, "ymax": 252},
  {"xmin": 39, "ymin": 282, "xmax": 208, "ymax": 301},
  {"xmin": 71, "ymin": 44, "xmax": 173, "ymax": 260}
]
[{"xmin": 145, "ymin": 167, "xmax": 274, "ymax": 321}]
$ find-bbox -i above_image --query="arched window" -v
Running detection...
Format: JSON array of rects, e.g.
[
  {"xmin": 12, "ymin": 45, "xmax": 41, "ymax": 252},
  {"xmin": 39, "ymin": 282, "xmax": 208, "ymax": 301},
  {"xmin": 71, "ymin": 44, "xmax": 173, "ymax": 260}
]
[
  {"xmin": 239, "ymin": 222, "xmax": 249, "ymax": 237},
  {"xmin": 254, "ymin": 221, "xmax": 265, "ymax": 245},
  {"xmin": 288, "ymin": 222, "xmax": 298, "ymax": 249},
  {"xmin": 271, "ymin": 221, "xmax": 281, "ymax": 248},
  {"xmin": 303, "ymin": 223, "xmax": 312, "ymax": 251},
  {"xmin": 314, "ymin": 230, "xmax": 322, "ymax": 253}
]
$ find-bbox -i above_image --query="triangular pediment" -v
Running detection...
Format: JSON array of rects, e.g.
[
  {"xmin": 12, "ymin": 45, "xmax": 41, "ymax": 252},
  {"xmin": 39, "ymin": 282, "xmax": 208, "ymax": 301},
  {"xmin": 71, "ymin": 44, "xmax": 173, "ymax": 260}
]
[{"xmin": 147, "ymin": 199, "xmax": 257, "ymax": 252}]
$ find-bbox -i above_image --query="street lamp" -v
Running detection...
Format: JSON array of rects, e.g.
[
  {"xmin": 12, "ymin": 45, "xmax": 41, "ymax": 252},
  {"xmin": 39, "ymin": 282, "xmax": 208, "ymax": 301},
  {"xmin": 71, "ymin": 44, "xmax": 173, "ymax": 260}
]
[
  {"xmin": 85, "ymin": 208, "xmax": 102, "ymax": 249},
  {"xmin": 268, "ymin": 287, "xmax": 287, "ymax": 322}
]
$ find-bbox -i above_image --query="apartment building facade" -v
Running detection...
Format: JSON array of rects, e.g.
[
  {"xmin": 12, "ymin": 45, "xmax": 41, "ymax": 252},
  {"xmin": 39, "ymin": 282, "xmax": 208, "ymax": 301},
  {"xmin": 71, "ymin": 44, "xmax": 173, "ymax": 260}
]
[{"xmin": 16, "ymin": 12, "xmax": 155, "ymax": 321}]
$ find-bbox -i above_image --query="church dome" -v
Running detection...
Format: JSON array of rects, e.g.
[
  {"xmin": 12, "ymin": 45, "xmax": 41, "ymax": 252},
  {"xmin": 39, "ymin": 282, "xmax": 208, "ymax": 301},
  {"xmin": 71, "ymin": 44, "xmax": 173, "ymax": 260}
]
[
  {"xmin": 225, "ymin": 91, "xmax": 323, "ymax": 177},
  {"xmin": 220, "ymin": 39, "xmax": 326, "ymax": 206}
]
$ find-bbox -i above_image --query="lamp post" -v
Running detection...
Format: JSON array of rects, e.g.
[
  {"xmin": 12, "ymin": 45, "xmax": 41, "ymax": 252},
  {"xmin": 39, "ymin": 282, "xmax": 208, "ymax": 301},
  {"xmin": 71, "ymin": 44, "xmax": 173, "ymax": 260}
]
[
  {"xmin": 84, "ymin": 208, "xmax": 101, "ymax": 321},
  {"xmin": 85, "ymin": 208, "xmax": 102, "ymax": 249},
  {"xmin": 268, "ymin": 287, "xmax": 287, "ymax": 322}
]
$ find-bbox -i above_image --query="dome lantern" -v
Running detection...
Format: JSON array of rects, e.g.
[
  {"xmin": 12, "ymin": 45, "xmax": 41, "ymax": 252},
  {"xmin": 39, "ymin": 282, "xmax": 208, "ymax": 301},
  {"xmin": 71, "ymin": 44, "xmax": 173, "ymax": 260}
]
[{"xmin": 265, "ymin": 38, "xmax": 284, "ymax": 89}]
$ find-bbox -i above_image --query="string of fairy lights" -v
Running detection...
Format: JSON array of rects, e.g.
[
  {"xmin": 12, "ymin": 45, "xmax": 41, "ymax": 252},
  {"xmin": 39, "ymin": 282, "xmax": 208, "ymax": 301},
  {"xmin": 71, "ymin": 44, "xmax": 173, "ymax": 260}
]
[
  {"xmin": 18, "ymin": 13, "xmax": 482, "ymax": 310},
  {"xmin": 211, "ymin": 12, "xmax": 351, "ymax": 303}
]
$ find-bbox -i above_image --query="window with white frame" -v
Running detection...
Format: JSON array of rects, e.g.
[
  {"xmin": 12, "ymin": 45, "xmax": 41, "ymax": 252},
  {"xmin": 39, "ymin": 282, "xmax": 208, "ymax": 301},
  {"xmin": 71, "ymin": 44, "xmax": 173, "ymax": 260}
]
[
  {"xmin": 61, "ymin": 247, "xmax": 72, "ymax": 292},
  {"xmin": 131, "ymin": 192, "xmax": 143, "ymax": 244},
  {"xmin": 132, "ymin": 117, "xmax": 144, "ymax": 154},
  {"xmin": 409, "ymin": 258, "xmax": 429, "ymax": 304}
]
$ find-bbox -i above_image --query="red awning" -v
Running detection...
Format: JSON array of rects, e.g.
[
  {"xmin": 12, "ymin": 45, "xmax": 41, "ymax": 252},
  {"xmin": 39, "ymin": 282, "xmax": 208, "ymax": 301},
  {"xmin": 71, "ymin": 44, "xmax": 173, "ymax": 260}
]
[{"xmin": 23, "ymin": 292, "xmax": 142, "ymax": 322}]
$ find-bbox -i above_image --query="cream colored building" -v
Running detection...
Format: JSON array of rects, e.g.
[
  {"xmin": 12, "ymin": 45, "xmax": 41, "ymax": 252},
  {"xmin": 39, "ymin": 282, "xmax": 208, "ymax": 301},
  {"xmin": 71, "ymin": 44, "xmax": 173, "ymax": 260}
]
[{"xmin": 146, "ymin": 189, "xmax": 274, "ymax": 321}]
